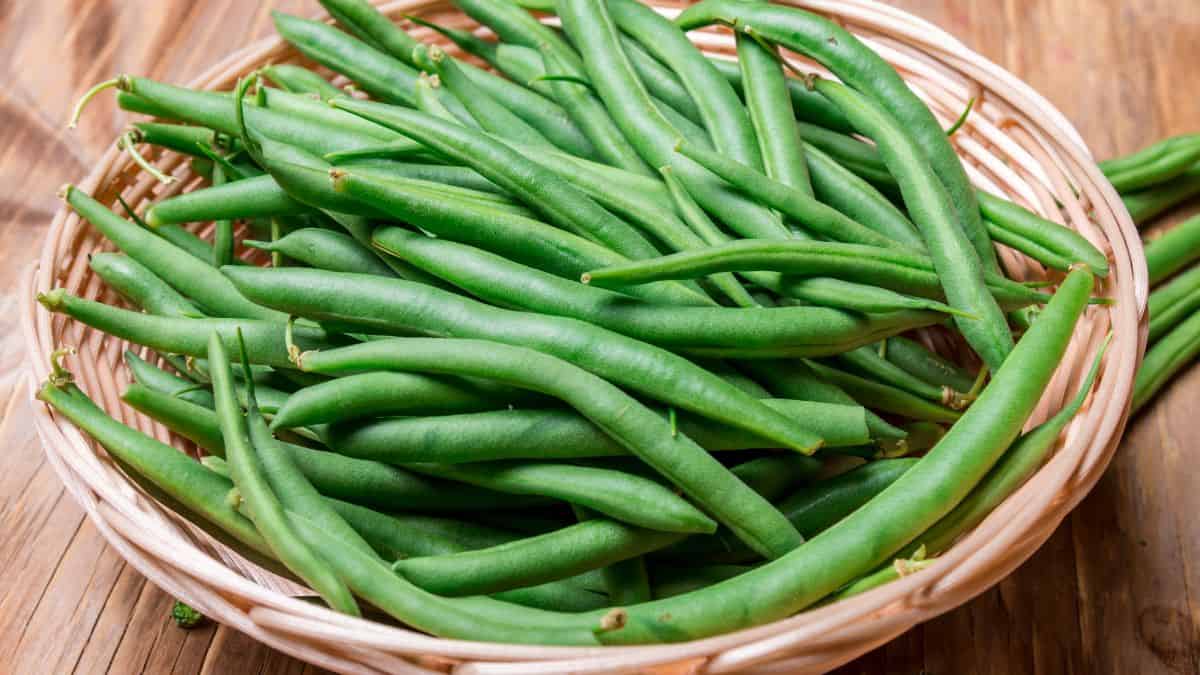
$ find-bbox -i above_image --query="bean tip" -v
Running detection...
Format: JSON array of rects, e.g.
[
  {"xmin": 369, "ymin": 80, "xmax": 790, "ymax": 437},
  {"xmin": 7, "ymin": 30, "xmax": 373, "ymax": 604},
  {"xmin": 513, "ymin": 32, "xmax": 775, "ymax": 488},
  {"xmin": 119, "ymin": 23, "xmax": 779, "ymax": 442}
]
[
  {"xmin": 580, "ymin": 273, "xmax": 592, "ymax": 285},
  {"xmin": 597, "ymin": 608, "xmax": 627, "ymax": 633},
  {"xmin": 56, "ymin": 183, "xmax": 74, "ymax": 202},
  {"xmin": 36, "ymin": 288, "xmax": 67, "ymax": 312},
  {"xmin": 47, "ymin": 345, "xmax": 77, "ymax": 389}
]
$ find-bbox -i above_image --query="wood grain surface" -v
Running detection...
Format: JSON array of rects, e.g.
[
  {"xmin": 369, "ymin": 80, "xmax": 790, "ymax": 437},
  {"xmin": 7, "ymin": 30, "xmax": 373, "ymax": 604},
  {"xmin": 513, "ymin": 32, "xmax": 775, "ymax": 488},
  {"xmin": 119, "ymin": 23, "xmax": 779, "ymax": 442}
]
[{"xmin": 0, "ymin": 1, "xmax": 1197, "ymax": 673}]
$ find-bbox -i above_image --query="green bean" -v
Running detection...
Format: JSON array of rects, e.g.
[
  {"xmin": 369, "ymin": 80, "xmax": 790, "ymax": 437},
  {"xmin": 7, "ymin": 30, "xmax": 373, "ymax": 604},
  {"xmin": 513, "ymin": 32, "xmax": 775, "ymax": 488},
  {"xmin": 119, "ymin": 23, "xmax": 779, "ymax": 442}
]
[
  {"xmin": 729, "ymin": 454, "xmax": 825, "ymax": 502},
  {"xmin": 325, "ymin": 398, "xmax": 871, "ymax": 465},
  {"xmin": 736, "ymin": 28, "xmax": 811, "ymax": 195},
  {"xmin": 243, "ymin": 228, "xmax": 394, "ymax": 278},
  {"xmin": 292, "ymin": 335, "xmax": 804, "ymax": 556},
  {"xmin": 675, "ymin": 140, "xmax": 900, "ymax": 249},
  {"xmin": 811, "ymin": 79, "xmax": 1012, "ymax": 371},
  {"xmin": 209, "ymin": 333, "xmax": 359, "ymax": 614},
  {"xmin": 903, "ymin": 335, "xmax": 1108, "ymax": 558},
  {"xmin": 272, "ymin": 12, "xmax": 471, "ymax": 123},
  {"xmin": 650, "ymin": 565, "xmax": 753, "ymax": 600},
  {"xmin": 331, "ymin": 100, "xmax": 662, "ymax": 261},
  {"xmin": 618, "ymin": 34, "xmax": 704, "ymax": 125},
  {"xmin": 144, "ymin": 174, "xmax": 313, "ymax": 226},
  {"xmin": 373, "ymin": 227, "xmax": 939, "ymax": 357},
  {"xmin": 777, "ymin": 276, "xmax": 968, "ymax": 318},
  {"xmin": 1144, "ymin": 214, "xmax": 1200, "ymax": 286},
  {"xmin": 557, "ymin": 0, "xmax": 788, "ymax": 242},
  {"xmin": 594, "ymin": 266, "xmax": 1093, "ymax": 643},
  {"xmin": 123, "ymin": 378, "xmax": 545, "ymax": 514},
  {"xmin": 679, "ymin": 0, "xmax": 998, "ymax": 272},
  {"xmin": 129, "ymin": 121, "xmax": 222, "ymax": 155},
  {"xmin": 1100, "ymin": 135, "xmax": 1200, "ymax": 193},
  {"xmin": 270, "ymin": 370, "xmax": 541, "ymax": 429},
  {"xmin": 1148, "ymin": 266, "xmax": 1200, "ymax": 342},
  {"xmin": 124, "ymin": 350, "xmax": 214, "ymax": 407},
  {"xmin": 1122, "ymin": 164, "xmax": 1200, "ymax": 226},
  {"xmin": 63, "ymin": 186, "xmax": 284, "ymax": 321},
  {"xmin": 1133, "ymin": 307, "xmax": 1200, "ymax": 414},
  {"xmin": 336, "ymin": 157, "xmax": 504, "ymax": 194},
  {"xmin": 37, "ymin": 373, "xmax": 274, "ymax": 564},
  {"xmin": 408, "ymin": 461, "xmax": 715, "ymax": 534},
  {"xmin": 833, "ymin": 347, "xmax": 964, "ymax": 406},
  {"xmin": 330, "ymin": 171, "xmax": 708, "ymax": 307},
  {"xmin": 583, "ymin": 239, "xmax": 1049, "ymax": 310},
  {"xmin": 262, "ymin": 64, "xmax": 346, "ymax": 101},
  {"xmin": 805, "ymin": 144, "xmax": 925, "ymax": 249},
  {"xmin": 258, "ymin": 87, "xmax": 420, "ymax": 148},
  {"xmin": 882, "ymin": 336, "xmax": 976, "ymax": 394},
  {"xmin": 804, "ymin": 359, "xmax": 962, "ymax": 424},
  {"xmin": 89, "ymin": 252, "xmax": 203, "ymax": 319},
  {"xmin": 977, "ymin": 192, "xmax": 1109, "ymax": 276},
  {"xmin": 704, "ymin": 56, "xmax": 856, "ymax": 134},
  {"xmin": 797, "ymin": 120, "xmax": 896, "ymax": 188},
  {"xmin": 209, "ymin": 162, "xmax": 236, "ymax": 269},
  {"xmin": 38, "ymin": 290, "xmax": 329, "ymax": 368}
]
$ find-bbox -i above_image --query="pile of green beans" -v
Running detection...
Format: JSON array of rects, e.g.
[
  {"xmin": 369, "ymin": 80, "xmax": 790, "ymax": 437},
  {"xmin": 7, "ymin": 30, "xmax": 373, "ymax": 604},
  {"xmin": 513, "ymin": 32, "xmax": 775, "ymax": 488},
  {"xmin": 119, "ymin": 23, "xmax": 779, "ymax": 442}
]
[{"xmin": 48, "ymin": 0, "xmax": 1182, "ymax": 648}]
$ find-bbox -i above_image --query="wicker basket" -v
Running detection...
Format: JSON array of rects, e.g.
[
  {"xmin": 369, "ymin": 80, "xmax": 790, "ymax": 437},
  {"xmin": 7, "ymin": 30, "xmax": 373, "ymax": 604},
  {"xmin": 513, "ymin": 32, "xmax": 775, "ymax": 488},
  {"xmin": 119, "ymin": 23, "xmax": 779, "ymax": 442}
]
[{"xmin": 21, "ymin": 1, "xmax": 1146, "ymax": 673}]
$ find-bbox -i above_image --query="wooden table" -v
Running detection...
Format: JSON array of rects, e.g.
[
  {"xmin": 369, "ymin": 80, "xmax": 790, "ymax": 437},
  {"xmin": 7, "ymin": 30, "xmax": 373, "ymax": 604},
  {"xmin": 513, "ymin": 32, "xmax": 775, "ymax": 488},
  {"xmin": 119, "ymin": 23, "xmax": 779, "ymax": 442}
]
[{"xmin": 1, "ymin": 1, "xmax": 1197, "ymax": 673}]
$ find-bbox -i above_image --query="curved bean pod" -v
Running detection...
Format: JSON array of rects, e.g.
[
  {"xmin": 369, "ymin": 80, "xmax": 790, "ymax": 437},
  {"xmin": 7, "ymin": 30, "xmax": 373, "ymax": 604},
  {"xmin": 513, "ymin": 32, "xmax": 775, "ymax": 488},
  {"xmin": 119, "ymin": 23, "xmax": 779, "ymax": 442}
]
[
  {"xmin": 882, "ymin": 336, "xmax": 977, "ymax": 394},
  {"xmin": 804, "ymin": 143, "xmax": 925, "ymax": 249},
  {"xmin": 594, "ymin": 265, "xmax": 1094, "ymax": 644},
  {"xmin": 292, "ymin": 336, "xmax": 804, "ymax": 557},
  {"xmin": 244, "ymin": 228, "xmax": 396, "ymax": 278},
  {"xmin": 977, "ymin": 192, "xmax": 1109, "ymax": 276},
  {"xmin": 145, "ymin": 174, "xmax": 313, "ymax": 226},
  {"xmin": 90, "ymin": 252, "xmax": 203, "ymax": 319},
  {"xmin": 372, "ymin": 227, "xmax": 940, "ymax": 357}
]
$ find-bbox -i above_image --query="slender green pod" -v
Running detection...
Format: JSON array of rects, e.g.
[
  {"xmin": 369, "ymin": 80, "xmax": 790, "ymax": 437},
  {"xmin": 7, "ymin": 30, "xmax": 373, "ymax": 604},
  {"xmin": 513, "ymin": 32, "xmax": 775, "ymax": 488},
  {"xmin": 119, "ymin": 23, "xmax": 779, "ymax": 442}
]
[
  {"xmin": 63, "ymin": 186, "xmax": 284, "ymax": 321},
  {"xmin": 373, "ymin": 228, "xmax": 939, "ymax": 357},
  {"xmin": 1144, "ymin": 214, "xmax": 1200, "ymax": 286},
  {"xmin": 324, "ymin": 398, "xmax": 871, "ymax": 465},
  {"xmin": 90, "ymin": 253, "xmax": 203, "ymax": 319},
  {"xmin": 292, "ymin": 335, "xmax": 805, "ymax": 557},
  {"xmin": 1133, "ymin": 308, "xmax": 1200, "ymax": 414},
  {"xmin": 977, "ymin": 192, "xmax": 1109, "ymax": 276},
  {"xmin": 124, "ymin": 350, "xmax": 214, "ymax": 407},
  {"xmin": 269, "ymin": 370, "xmax": 537, "ymax": 429},
  {"xmin": 1122, "ymin": 164, "xmax": 1200, "ymax": 226},
  {"xmin": 618, "ymin": 34, "xmax": 704, "ymax": 125},
  {"xmin": 704, "ymin": 56, "xmax": 856, "ymax": 134},
  {"xmin": 805, "ymin": 144, "xmax": 925, "ymax": 249},
  {"xmin": 1100, "ymin": 135, "xmax": 1200, "ymax": 193},
  {"xmin": 735, "ymin": 26, "xmax": 812, "ymax": 194},
  {"xmin": 777, "ymin": 276, "xmax": 968, "ymax": 318},
  {"xmin": 594, "ymin": 266, "xmax": 1093, "ymax": 644},
  {"xmin": 244, "ymin": 228, "xmax": 396, "ymax": 278},
  {"xmin": 582, "ymin": 239, "xmax": 1050, "ymax": 310},
  {"xmin": 331, "ymin": 99, "xmax": 662, "ymax": 260},
  {"xmin": 405, "ymin": 461, "xmax": 716, "ymax": 534},
  {"xmin": 38, "ymin": 290, "xmax": 329, "ymax": 368},
  {"xmin": 209, "ymin": 334, "xmax": 359, "ymax": 615},
  {"xmin": 330, "ymin": 171, "xmax": 709, "ymax": 306},
  {"xmin": 834, "ymin": 347, "xmax": 963, "ymax": 406},
  {"xmin": 129, "ymin": 121, "xmax": 223, "ymax": 156},
  {"xmin": 678, "ymin": 0, "xmax": 998, "ymax": 271},
  {"xmin": 1148, "ymin": 266, "xmax": 1200, "ymax": 342},
  {"xmin": 811, "ymin": 78, "xmax": 1012, "ymax": 371},
  {"xmin": 804, "ymin": 360, "xmax": 962, "ymax": 424},
  {"xmin": 882, "ymin": 336, "xmax": 976, "ymax": 394},
  {"xmin": 145, "ymin": 174, "xmax": 314, "ymax": 226},
  {"xmin": 262, "ymin": 64, "xmax": 346, "ymax": 100}
]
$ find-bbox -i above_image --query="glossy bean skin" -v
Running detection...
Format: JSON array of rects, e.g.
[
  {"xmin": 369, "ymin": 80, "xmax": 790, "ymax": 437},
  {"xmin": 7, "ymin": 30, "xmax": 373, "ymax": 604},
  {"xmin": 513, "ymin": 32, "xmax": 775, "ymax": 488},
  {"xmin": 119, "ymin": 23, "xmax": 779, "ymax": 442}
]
[
  {"xmin": 676, "ymin": 140, "xmax": 907, "ymax": 250},
  {"xmin": 124, "ymin": 350, "xmax": 214, "ymax": 407},
  {"xmin": 331, "ymin": 99, "xmax": 662, "ymax": 261},
  {"xmin": 804, "ymin": 359, "xmax": 962, "ymax": 424},
  {"xmin": 1122, "ymin": 164, "xmax": 1200, "ymax": 226},
  {"xmin": 269, "ymin": 370, "xmax": 543, "ymax": 429},
  {"xmin": 38, "ymin": 289, "xmax": 329, "ymax": 369},
  {"xmin": 593, "ymin": 266, "xmax": 1093, "ymax": 644},
  {"xmin": 121, "ymin": 381, "xmax": 546, "ymax": 512},
  {"xmin": 736, "ymin": 27, "xmax": 812, "ymax": 195},
  {"xmin": 324, "ymin": 398, "xmax": 871, "ymax": 465},
  {"xmin": 372, "ymin": 227, "xmax": 940, "ymax": 357},
  {"xmin": 130, "ymin": 121, "xmax": 222, "ymax": 155},
  {"xmin": 145, "ymin": 174, "xmax": 313, "ymax": 226},
  {"xmin": 64, "ymin": 186, "xmax": 284, "ymax": 321},
  {"xmin": 678, "ymin": 0, "xmax": 998, "ymax": 272},
  {"xmin": 244, "ymin": 228, "xmax": 397, "ymax": 278},
  {"xmin": 291, "ymin": 336, "xmax": 805, "ymax": 558},
  {"xmin": 1148, "ymin": 266, "xmax": 1200, "ymax": 342},
  {"xmin": 583, "ymin": 239, "xmax": 1049, "ymax": 310},
  {"xmin": 812, "ymin": 79, "xmax": 1012, "ymax": 372},
  {"xmin": 832, "ymin": 347, "xmax": 960, "ymax": 404},
  {"xmin": 208, "ymin": 334, "xmax": 359, "ymax": 615},
  {"xmin": 1133, "ymin": 307, "xmax": 1200, "ymax": 414},
  {"xmin": 804, "ymin": 144, "xmax": 925, "ymax": 249},
  {"xmin": 1144, "ymin": 214, "xmax": 1200, "ymax": 286},
  {"xmin": 1100, "ymin": 135, "xmax": 1200, "ymax": 193},
  {"xmin": 780, "ymin": 276, "xmax": 965, "ymax": 317},
  {"xmin": 977, "ymin": 192, "xmax": 1110, "ymax": 276},
  {"xmin": 89, "ymin": 252, "xmax": 203, "ymax": 319},
  {"xmin": 406, "ymin": 461, "xmax": 717, "ymax": 534},
  {"xmin": 331, "ymin": 170, "xmax": 710, "ymax": 307},
  {"xmin": 882, "ymin": 336, "xmax": 977, "ymax": 394},
  {"xmin": 557, "ymin": 0, "xmax": 790, "ymax": 242},
  {"xmin": 262, "ymin": 63, "xmax": 346, "ymax": 100},
  {"xmin": 618, "ymin": 34, "xmax": 704, "ymax": 125}
]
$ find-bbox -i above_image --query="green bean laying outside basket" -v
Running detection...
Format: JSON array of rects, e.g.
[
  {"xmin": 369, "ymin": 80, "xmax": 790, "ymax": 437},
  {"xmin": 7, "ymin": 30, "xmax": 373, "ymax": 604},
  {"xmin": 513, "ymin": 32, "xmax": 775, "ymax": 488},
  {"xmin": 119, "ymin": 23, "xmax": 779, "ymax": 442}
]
[
  {"xmin": 1099, "ymin": 134, "xmax": 1200, "ymax": 193},
  {"xmin": 1144, "ymin": 214, "xmax": 1200, "ymax": 286},
  {"xmin": 1148, "ymin": 264, "xmax": 1200, "ymax": 342},
  {"xmin": 321, "ymin": 398, "xmax": 872, "ymax": 466},
  {"xmin": 293, "ymin": 336, "xmax": 805, "ymax": 558},
  {"xmin": 371, "ymin": 227, "xmax": 941, "ymax": 357},
  {"xmin": 1133, "ymin": 307, "xmax": 1200, "ymax": 414},
  {"xmin": 1122, "ymin": 164, "xmax": 1200, "ymax": 226}
]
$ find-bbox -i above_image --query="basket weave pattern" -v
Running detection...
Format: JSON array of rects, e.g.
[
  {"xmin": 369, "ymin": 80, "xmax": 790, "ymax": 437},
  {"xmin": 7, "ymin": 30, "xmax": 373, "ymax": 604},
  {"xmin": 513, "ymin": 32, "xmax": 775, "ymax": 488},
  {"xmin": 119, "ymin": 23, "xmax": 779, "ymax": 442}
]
[{"xmin": 20, "ymin": 1, "xmax": 1145, "ymax": 673}]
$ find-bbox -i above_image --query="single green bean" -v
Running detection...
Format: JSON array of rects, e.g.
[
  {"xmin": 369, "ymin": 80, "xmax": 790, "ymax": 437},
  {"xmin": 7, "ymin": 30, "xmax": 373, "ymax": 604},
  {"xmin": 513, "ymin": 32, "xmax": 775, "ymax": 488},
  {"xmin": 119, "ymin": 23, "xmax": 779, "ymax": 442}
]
[
  {"xmin": 804, "ymin": 359, "xmax": 962, "ymax": 424},
  {"xmin": 1133, "ymin": 307, "xmax": 1200, "ymax": 414},
  {"xmin": 1148, "ymin": 265, "xmax": 1200, "ymax": 342},
  {"xmin": 1144, "ymin": 214, "xmax": 1200, "ymax": 286},
  {"xmin": 145, "ymin": 174, "xmax": 313, "ymax": 227},
  {"xmin": 1100, "ymin": 135, "xmax": 1200, "ymax": 193},
  {"xmin": 833, "ymin": 347, "xmax": 964, "ymax": 406},
  {"xmin": 63, "ymin": 185, "xmax": 283, "ymax": 321},
  {"xmin": 977, "ymin": 192, "xmax": 1109, "ymax": 276},
  {"xmin": 779, "ymin": 276, "xmax": 969, "ymax": 318},
  {"xmin": 735, "ymin": 25, "xmax": 812, "ymax": 194},
  {"xmin": 373, "ymin": 227, "xmax": 939, "ymax": 357},
  {"xmin": 89, "ymin": 252, "xmax": 203, "ymax": 319},
  {"xmin": 1122, "ymin": 164, "xmax": 1200, "ymax": 226},
  {"xmin": 618, "ymin": 34, "xmax": 704, "ymax": 125},
  {"xmin": 882, "ymin": 336, "xmax": 976, "ymax": 394},
  {"xmin": 262, "ymin": 63, "xmax": 346, "ymax": 100},
  {"xmin": 244, "ymin": 228, "xmax": 395, "ymax": 278},
  {"xmin": 805, "ymin": 143, "xmax": 925, "ymax": 249},
  {"xmin": 124, "ymin": 350, "xmax": 214, "ymax": 407}
]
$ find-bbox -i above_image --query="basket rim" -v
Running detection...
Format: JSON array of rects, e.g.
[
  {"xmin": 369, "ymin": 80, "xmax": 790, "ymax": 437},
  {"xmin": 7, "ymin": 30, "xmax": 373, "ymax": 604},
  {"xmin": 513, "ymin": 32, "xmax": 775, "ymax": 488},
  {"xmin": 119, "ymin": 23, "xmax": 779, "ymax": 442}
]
[{"xmin": 20, "ymin": 0, "xmax": 1146, "ymax": 672}]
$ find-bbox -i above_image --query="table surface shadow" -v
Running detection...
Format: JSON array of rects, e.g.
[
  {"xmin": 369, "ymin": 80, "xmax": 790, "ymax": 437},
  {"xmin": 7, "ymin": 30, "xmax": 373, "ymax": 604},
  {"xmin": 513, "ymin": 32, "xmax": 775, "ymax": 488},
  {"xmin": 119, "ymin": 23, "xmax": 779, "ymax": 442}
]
[{"xmin": 0, "ymin": 1, "xmax": 1196, "ymax": 673}]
